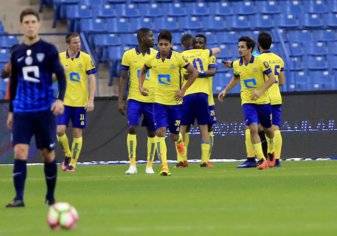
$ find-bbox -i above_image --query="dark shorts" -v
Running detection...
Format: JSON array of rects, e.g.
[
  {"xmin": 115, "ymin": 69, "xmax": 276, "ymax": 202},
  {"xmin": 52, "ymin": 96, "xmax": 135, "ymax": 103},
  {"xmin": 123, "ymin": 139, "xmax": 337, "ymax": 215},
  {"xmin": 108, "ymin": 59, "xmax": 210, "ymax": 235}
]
[
  {"xmin": 242, "ymin": 103, "xmax": 272, "ymax": 128},
  {"xmin": 13, "ymin": 110, "xmax": 56, "ymax": 150},
  {"xmin": 56, "ymin": 105, "xmax": 86, "ymax": 129},
  {"xmin": 126, "ymin": 99, "xmax": 155, "ymax": 132},
  {"xmin": 154, "ymin": 103, "xmax": 182, "ymax": 134},
  {"xmin": 181, "ymin": 93, "xmax": 210, "ymax": 126},
  {"xmin": 271, "ymin": 104, "xmax": 282, "ymax": 127}
]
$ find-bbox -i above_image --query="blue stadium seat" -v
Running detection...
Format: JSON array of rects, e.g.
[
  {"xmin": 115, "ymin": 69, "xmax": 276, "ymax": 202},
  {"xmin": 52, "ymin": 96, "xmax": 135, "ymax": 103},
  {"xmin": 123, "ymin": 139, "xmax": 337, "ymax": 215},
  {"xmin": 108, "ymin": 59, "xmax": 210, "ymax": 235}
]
[
  {"xmin": 325, "ymin": 13, "xmax": 337, "ymax": 27},
  {"xmin": 205, "ymin": 33, "xmax": 217, "ymax": 45},
  {"xmin": 232, "ymin": 15, "xmax": 251, "ymax": 30},
  {"xmin": 0, "ymin": 35, "xmax": 18, "ymax": 49},
  {"xmin": 232, "ymin": 1, "xmax": 256, "ymax": 15},
  {"xmin": 311, "ymin": 30, "xmax": 337, "ymax": 41},
  {"xmin": 328, "ymin": 55, "xmax": 337, "ymax": 69},
  {"xmin": 256, "ymin": 0, "xmax": 281, "ymax": 14},
  {"xmin": 305, "ymin": 0, "xmax": 328, "ymax": 13},
  {"xmin": 120, "ymin": 34, "xmax": 137, "ymax": 47},
  {"xmin": 327, "ymin": 41, "xmax": 337, "ymax": 54},
  {"xmin": 289, "ymin": 56, "xmax": 305, "ymax": 70},
  {"xmin": 256, "ymin": 14, "xmax": 275, "ymax": 29},
  {"xmin": 308, "ymin": 56, "xmax": 328, "ymax": 70},
  {"xmin": 107, "ymin": 46, "xmax": 125, "ymax": 60},
  {"xmin": 96, "ymin": 4, "xmax": 116, "ymax": 18},
  {"xmin": 286, "ymin": 30, "xmax": 312, "ymax": 42},
  {"xmin": 288, "ymin": 42, "xmax": 305, "ymax": 56},
  {"xmin": 307, "ymin": 41, "xmax": 328, "ymax": 55},
  {"xmin": 123, "ymin": 4, "xmax": 140, "ymax": 18},
  {"xmin": 108, "ymin": 18, "xmax": 132, "ymax": 33},
  {"xmin": 304, "ymin": 13, "xmax": 324, "ymax": 28},
  {"xmin": 168, "ymin": 3, "xmax": 187, "ymax": 17},
  {"xmin": 310, "ymin": 70, "xmax": 334, "ymax": 90},
  {"xmin": 80, "ymin": 0, "xmax": 106, "ymax": 4},
  {"xmin": 213, "ymin": 72, "xmax": 232, "ymax": 93},
  {"xmin": 154, "ymin": 17, "xmax": 180, "ymax": 32},
  {"xmin": 217, "ymin": 31, "xmax": 237, "ymax": 44},
  {"xmin": 0, "ymin": 49, "xmax": 9, "ymax": 63},
  {"xmin": 130, "ymin": 0, "xmax": 150, "ymax": 3},
  {"xmin": 279, "ymin": 13, "xmax": 301, "ymax": 28},
  {"xmin": 191, "ymin": 2, "xmax": 210, "ymax": 16},
  {"xmin": 287, "ymin": 70, "xmax": 309, "ymax": 91},
  {"xmin": 211, "ymin": 2, "xmax": 233, "ymax": 16},
  {"xmin": 207, "ymin": 16, "xmax": 227, "ymax": 31},
  {"xmin": 218, "ymin": 44, "xmax": 236, "ymax": 60},
  {"xmin": 329, "ymin": 0, "xmax": 337, "ymax": 12},
  {"xmin": 285, "ymin": 1, "xmax": 302, "ymax": 15},
  {"xmin": 143, "ymin": 3, "xmax": 167, "ymax": 17}
]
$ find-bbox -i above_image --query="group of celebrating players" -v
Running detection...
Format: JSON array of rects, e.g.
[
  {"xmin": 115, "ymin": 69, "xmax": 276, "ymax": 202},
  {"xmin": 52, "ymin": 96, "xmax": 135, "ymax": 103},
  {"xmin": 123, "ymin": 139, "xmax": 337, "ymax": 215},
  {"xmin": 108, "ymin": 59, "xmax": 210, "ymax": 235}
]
[
  {"xmin": 118, "ymin": 27, "xmax": 285, "ymax": 176},
  {"xmin": 5, "ymin": 7, "xmax": 285, "ymax": 207}
]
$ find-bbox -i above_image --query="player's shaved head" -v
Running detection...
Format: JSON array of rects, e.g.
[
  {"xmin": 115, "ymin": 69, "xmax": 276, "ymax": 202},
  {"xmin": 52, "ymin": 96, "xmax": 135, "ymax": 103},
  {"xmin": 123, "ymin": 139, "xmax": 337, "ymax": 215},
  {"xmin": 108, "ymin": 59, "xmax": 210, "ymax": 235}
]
[
  {"xmin": 20, "ymin": 8, "xmax": 40, "ymax": 22},
  {"xmin": 238, "ymin": 36, "xmax": 255, "ymax": 52},
  {"xmin": 181, "ymin": 33, "xmax": 193, "ymax": 50},
  {"xmin": 195, "ymin": 34, "xmax": 207, "ymax": 44},
  {"xmin": 258, "ymin": 32, "xmax": 272, "ymax": 50},
  {"xmin": 137, "ymin": 28, "xmax": 151, "ymax": 42}
]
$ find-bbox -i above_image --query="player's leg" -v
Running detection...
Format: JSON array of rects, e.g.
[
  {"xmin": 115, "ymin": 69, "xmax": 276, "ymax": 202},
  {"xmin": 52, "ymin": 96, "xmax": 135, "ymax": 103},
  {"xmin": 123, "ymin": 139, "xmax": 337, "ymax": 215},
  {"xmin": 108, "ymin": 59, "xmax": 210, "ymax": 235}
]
[
  {"xmin": 237, "ymin": 127, "xmax": 257, "ymax": 168},
  {"xmin": 125, "ymin": 100, "xmax": 142, "ymax": 174},
  {"xmin": 35, "ymin": 110, "xmax": 58, "ymax": 205},
  {"xmin": 143, "ymin": 102, "xmax": 157, "ymax": 174},
  {"xmin": 177, "ymin": 124, "xmax": 188, "ymax": 167},
  {"xmin": 208, "ymin": 105, "xmax": 217, "ymax": 161},
  {"xmin": 56, "ymin": 106, "xmax": 71, "ymax": 170},
  {"xmin": 6, "ymin": 113, "xmax": 33, "ymax": 207},
  {"xmin": 243, "ymin": 104, "xmax": 268, "ymax": 170},
  {"xmin": 154, "ymin": 104, "xmax": 170, "ymax": 176},
  {"xmin": 68, "ymin": 107, "xmax": 86, "ymax": 170},
  {"xmin": 272, "ymin": 105, "xmax": 282, "ymax": 167}
]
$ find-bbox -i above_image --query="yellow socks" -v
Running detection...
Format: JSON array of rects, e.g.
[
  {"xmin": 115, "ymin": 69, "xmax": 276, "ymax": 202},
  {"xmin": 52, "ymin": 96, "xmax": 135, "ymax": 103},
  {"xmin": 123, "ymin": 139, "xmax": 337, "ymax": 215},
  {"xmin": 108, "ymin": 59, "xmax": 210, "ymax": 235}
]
[
  {"xmin": 253, "ymin": 142, "xmax": 265, "ymax": 161},
  {"xmin": 157, "ymin": 137, "xmax": 168, "ymax": 167},
  {"xmin": 265, "ymin": 135, "xmax": 275, "ymax": 154},
  {"xmin": 273, "ymin": 129, "xmax": 282, "ymax": 159},
  {"xmin": 147, "ymin": 137, "xmax": 156, "ymax": 166},
  {"xmin": 70, "ymin": 137, "xmax": 83, "ymax": 168},
  {"xmin": 245, "ymin": 129, "xmax": 255, "ymax": 158},
  {"xmin": 57, "ymin": 134, "xmax": 71, "ymax": 157},
  {"xmin": 201, "ymin": 143, "xmax": 211, "ymax": 163},
  {"xmin": 127, "ymin": 134, "xmax": 137, "ymax": 165}
]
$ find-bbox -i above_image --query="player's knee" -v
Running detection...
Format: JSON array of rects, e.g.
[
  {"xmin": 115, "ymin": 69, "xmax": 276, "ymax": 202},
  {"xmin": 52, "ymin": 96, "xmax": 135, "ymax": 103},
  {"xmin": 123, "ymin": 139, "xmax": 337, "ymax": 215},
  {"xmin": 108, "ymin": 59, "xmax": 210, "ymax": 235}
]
[
  {"xmin": 57, "ymin": 127, "xmax": 66, "ymax": 136},
  {"xmin": 14, "ymin": 145, "xmax": 28, "ymax": 160},
  {"xmin": 156, "ymin": 128, "xmax": 165, "ymax": 137},
  {"xmin": 128, "ymin": 126, "xmax": 136, "ymax": 134},
  {"xmin": 72, "ymin": 128, "xmax": 83, "ymax": 138},
  {"xmin": 41, "ymin": 149, "xmax": 55, "ymax": 162},
  {"xmin": 147, "ymin": 130, "xmax": 156, "ymax": 138}
]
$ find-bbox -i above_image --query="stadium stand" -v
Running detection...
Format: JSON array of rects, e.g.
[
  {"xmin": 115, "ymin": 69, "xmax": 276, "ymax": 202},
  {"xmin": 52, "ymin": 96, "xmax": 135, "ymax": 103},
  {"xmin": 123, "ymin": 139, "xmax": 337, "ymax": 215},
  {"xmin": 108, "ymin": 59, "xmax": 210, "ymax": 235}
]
[{"xmin": 18, "ymin": 0, "xmax": 337, "ymax": 94}]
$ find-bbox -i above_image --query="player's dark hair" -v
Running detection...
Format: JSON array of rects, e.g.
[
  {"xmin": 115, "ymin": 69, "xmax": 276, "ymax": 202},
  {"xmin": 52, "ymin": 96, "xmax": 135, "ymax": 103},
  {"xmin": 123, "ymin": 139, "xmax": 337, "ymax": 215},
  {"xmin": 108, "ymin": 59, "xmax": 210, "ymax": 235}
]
[
  {"xmin": 195, "ymin": 34, "xmax": 207, "ymax": 44},
  {"xmin": 20, "ymin": 8, "xmax": 40, "ymax": 23},
  {"xmin": 137, "ymin": 28, "xmax": 151, "ymax": 43},
  {"xmin": 65, "ymin": 32, "xmax": 80, "ymax": 43},
  {"xmin": 180, "ymin": 33, "xmax": 193, "ymax": 45},
  {"xmin": 158, "ymin": 30, "xmax": 172, "ymax": 43},
  {"xmin": 258, "ymin": 32, "xmax": 272, "ymax": 50},
  {"xmin": 238, "ymin": 36, "xmax": 255, "ymax": 51}
]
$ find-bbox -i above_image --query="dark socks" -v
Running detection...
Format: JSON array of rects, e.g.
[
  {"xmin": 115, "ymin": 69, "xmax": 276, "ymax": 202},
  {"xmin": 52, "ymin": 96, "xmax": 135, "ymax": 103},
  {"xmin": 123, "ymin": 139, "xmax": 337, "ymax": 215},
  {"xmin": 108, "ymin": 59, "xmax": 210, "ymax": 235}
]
[
  {"xmin": 44, "ymin": 160, "xmax": 57, "ymax": 202},
  {"xmin": 13, "ymin": 159, "xmax": 27, "ymax": 201}
]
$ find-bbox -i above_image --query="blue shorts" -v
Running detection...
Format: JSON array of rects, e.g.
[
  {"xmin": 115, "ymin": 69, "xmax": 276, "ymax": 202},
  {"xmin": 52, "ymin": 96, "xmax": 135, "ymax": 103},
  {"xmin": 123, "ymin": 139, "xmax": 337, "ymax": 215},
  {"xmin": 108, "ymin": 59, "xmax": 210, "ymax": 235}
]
[
  {"xmin": 208, "ymin": 105, "xmax": 217, "ymax": 127},
  {"xmin": 56, "ymin": 106, "xmax": 86, "ymax": 129},
  {"xmin": 127, "ymin": 99, "xmax": 155, "ymax": 132},
  {"xmin": 181, "ymin": 93, "xmax": 210, "ymax": 126},
  {"xmin": 13, "ymin": 110, "xmax": 56, "ymax": 150},
  {"xmin": 271, "ymin": 105, "xmax": 282, "ymax": 127},
  {"xmin": 242, "ymin": 104, "xmax": 272, "ymax": 128},
  {"xmin": 154, "ymin": 103, "xmax": 182, "ymax": 134}
]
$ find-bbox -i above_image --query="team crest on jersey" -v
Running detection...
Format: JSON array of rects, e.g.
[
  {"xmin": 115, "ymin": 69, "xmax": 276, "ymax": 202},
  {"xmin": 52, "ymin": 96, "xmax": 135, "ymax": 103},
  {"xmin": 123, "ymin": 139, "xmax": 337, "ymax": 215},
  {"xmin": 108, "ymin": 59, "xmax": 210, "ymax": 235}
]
[
  {"xmin": 37, "ymin": 53, "xmax": 45, "ymax": 62},
  {"xmin": 263, "ymin": 61, "xmax": 270, "ymax": 69},
  {"xmin": 78, "ymin": 63, "xmax": 83, "ymax": 69}
]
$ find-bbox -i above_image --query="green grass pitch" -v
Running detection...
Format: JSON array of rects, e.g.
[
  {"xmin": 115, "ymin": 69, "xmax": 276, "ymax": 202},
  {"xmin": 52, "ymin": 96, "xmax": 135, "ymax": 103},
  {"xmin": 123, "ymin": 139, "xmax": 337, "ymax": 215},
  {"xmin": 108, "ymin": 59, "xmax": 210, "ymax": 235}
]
[{"xmin": 1, "ymin": 161, "xmax": 337, "ymax": 236}]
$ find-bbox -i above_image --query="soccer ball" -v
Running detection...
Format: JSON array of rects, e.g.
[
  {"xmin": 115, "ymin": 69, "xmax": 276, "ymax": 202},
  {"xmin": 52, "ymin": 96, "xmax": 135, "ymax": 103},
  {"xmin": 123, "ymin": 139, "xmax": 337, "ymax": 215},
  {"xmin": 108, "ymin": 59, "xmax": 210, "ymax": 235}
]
[{"xmin": 47, "ymin": 202, "xmax": 79, "ymax": 230}]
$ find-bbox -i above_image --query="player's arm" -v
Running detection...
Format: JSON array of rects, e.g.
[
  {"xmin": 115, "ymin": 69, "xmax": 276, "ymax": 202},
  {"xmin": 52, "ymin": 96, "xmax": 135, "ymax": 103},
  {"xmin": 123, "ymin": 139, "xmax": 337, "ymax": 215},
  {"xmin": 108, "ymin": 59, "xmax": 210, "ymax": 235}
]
[
  {"xmin": 252, "ymin": 65, "xmax": 276, "ymax": 101},
  {"xmin": 7, "ymin": 56, "xmax": 18, "ymax": 129},
  {"xmin": 176, "ymin": 63, "xmax": 198, "ymax": 100},
  {"xmin": 139, "ymin": 64, "xmax": 150, "ymax": 96},
  {"xmin": 278, "ymin": 68, "xmax": 285, "ymax": 86},
  {"xmin": 51, "ymin": 46, "xmax": 66, "ymax": 115},
  {"xmin": 86, "ymin": 73, "xmax": 96, "ymax": 112},
  {"xmin": 218, "ymin": 75, "xmax": 240, "ymax": 102},
  {"xmin": 210, "ymin": 47, "xmax": 221, "ymax": 56}
]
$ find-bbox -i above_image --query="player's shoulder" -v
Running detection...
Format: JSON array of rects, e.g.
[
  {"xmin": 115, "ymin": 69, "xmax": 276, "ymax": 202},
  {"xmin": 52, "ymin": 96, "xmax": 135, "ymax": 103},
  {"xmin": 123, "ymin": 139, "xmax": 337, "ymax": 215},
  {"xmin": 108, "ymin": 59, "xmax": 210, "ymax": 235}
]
[
  {"xmin": 233, "ymin": 58, "xmax": 241, "ymax": 67},
  {"xmin": 122, "ymin": 48, "xmax": 137, "ymax": 57},
  {"xmin": 39, "ymin": 39, "xmax": 58, "ymax": 51},
  {"xmin": 149, "ymin": 48, "xmax": 158, "ymax": 55},
  {"xmin": 59, "ymin": 51, "xmax": 67, "ymax": 57},
  {"xmin": 79, "ymin": 51, "xmax": 94, "ymax": 60}
]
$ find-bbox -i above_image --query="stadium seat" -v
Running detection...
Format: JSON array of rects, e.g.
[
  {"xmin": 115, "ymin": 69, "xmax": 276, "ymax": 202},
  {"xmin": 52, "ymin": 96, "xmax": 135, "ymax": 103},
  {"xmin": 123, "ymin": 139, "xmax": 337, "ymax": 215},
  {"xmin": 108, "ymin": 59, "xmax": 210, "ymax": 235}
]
[
  {"xmin": 327, "ymin": 41, "xmax": 337, "ymax": 54},
  {"xmin": 191, "ymin": 2, "xmax": 210, "ymax": 16},
  {"xmin": 309, "ymin": 70, "xmax": 334, "ymax": 90},
  {"xmin": 256, "ymin": 0, "xmax": 281, "ymax": 14},
  {"xmin": 304, "ymin": 13, "xmax": 324, "ymax": 28},
  {"xmin": 287, "ymin": 42, "xmax": 305, "ymax": 56},
  {"xmin": 256, "ymin": 14, "xmax": 275, "ymax": 29},
  {"xmin": 311, "ymin": 30, "xmax": 337, "ymax": 41},
  {"xmin": 0, "ymin": 49, "xmax": 9, "ymax": 63},
  {"xmin": 305, "ymin": 0, "xmax": 329, "ymax": 13},
  {"xmin": 325, "ymin": 13, "xmax": 337, "ymax": 27},
  {"xmin": 144, "ymin": 3, "xmax": 167, "ymax": 17},
  {"xmin": 232, "ymin": 15, "xmax": 251, "ymax": 30},
  {"xmin": 96, "ymin": 4, "xmax": 116, "ymax": 18},
  {"xmin": 122, "ymin": 4, "xmax": 140, "ymax": 18},
  {"xmin": 329, "ymin": 0, "xmax": 337, "ymax": 12},
  {"xmin": 308, "ymin": 56, "xmax": 328, "ymax": 70},
  {"xmin": 154, "ymin": 17, "xmax": 180, "ymax": 32},
  {"xmin": 0, "ymin": 36, "xmax": 18, "ymax": 49},
  {"xmin": 210, "ymin": 2, "xmax": 233, "ymax": 16},
  {"xmin": 279, "ymin": 13, "xmax": 301, "ymax": 28},
  {"xmin": 232, "ymin": 1, "xmax": 256, "ymax": 15},
  {"xmin": 286, "ymin": 30, "xmax": 312, "ymax": 42},
  {"xmin": 328, "ymin": 55, "xmax": 337, "ymax": 69},
  {"xmin": 287, "ymin": 70, "xmax": 309, "ymax": 91},
  {"xmin": 217, "ymin": 31, "xmax": 237, "ymax": 44},
  {"xmin": 289, "ymin": 56, "xmax": 305, "ymax": 70},
  {"xmin": 168, "ymin": 3, "xmax": 187, "ymax": 17},
  {"xmin": 120, "ymin": 33, "xmax": 137, "ymax": 47},
  {"xmin": 307, "ymin": 41, "xmax": 328, "ymax": 55}
]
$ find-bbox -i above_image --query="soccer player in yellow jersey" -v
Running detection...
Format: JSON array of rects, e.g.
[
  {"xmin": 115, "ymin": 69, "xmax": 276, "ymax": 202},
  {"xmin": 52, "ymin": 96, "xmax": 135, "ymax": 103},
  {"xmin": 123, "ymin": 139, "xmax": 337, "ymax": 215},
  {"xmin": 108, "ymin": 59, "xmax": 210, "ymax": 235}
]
[
  {"xmin": 139, "ymin": 30, "xmax": 198, "ymax": 176},
  {"xmin": 57, "ymin": 32, "xmax": 96, "ymax": 172},
  {"xmin": 218, "ymin": 36, "xmax": 276, "ymax": 170},
  {"xmin": 180, "ymin": 34, "xmax": 217, "ymax": 168},
  {"xmin": 118, "ymin": 28, "xmax": 157, "ymax": 175}
]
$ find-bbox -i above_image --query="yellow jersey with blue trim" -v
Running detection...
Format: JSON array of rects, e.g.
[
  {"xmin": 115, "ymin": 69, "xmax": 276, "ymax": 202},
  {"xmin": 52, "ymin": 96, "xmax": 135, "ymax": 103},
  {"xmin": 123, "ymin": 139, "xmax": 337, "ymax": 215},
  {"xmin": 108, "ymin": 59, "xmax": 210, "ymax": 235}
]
[
  {"xmin": 258, "ymin": 52, "xmax": 285, "ymax": 105},
  {"xmin": 233, "ymin": 56, "xmax": 272, "ymax": 105},
  {"xmin": 121, "ymin": 47, "xmax": 158, "ymax": 103},
  {"xmin": 59, "ymin": 51, "xmax": 96, "ymax": 107},
  {"xmin": 144, "ymin": 51, "xmax": 190, "ymax": 105},
  {"xmin": 181, "ymin": 49, "xmax": 215, "ymax": 96},
  {"xmin": 208, "ymin": 55, "xmax": 217, "ymax": 106}
]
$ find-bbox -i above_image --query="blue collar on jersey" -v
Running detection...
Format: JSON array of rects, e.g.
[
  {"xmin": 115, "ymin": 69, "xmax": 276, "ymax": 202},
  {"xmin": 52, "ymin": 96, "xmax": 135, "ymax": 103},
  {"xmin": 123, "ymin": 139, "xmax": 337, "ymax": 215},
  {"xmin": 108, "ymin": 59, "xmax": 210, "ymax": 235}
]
[
  {"xmin": 135, "ymin": 47, "xmax": 151, "ymax": 55},
  {"xmin": 156, "ymin": 50, "xmax": 172, "ymax": 59},
  {"xmin": 66, "ymin": 50, "xmax": 80, "ymax": 59},
  {"xmin": 239, "ymin": 55, "xmax": 255, "ymax": 65}
]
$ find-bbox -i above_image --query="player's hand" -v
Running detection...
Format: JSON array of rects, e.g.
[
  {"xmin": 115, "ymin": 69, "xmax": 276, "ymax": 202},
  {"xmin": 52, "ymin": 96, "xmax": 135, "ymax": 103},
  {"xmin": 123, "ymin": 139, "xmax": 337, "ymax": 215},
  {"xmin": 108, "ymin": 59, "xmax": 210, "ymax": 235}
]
[
  {"xmin": 251, "ymin": 89, "xmax": 262, "ymax": 100},
  {"xmin": 218, "ymin": 90, "xmax": 227, "ymax": 102},
  {"xmin": 175, "ymin": 90, "xmax": 184, "ymax": 101},
  {"xmin": 223, "ymin": 60, "xmax": 233, "ymax": 68},
  {"xmin": 51, "ymin": 99, "xmax": 64, "ymax": 115},
  {"xmin": 139, "ymin": 87, "xmax": 149, "ymax": 96},
  {"xmin": 86, "ymin": 100, "xmax": 94, "ymax": 112},
  {"xmin": 118, "ymin": 99, "xmax": 126, "ymax": 116},
  {"xmin": 7, "ymin": 112, "xmax": 13, "ymax": 129}
]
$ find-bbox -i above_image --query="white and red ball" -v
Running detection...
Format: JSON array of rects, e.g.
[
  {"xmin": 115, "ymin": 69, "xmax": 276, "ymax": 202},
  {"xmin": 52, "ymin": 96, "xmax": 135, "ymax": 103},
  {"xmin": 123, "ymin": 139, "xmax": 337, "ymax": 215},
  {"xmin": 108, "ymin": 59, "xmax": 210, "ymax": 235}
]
[{"xmin": 47, "ymin": 202, "xmax": 79, "ymax": 230}]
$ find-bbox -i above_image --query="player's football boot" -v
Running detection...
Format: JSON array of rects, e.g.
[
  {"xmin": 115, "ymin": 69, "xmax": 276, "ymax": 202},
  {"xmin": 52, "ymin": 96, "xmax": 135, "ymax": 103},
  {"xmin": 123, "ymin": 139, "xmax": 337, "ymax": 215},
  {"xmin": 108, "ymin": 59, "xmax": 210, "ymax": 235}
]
[
  {"xmin": 160, "ymin": 165, "xmax": 171, "ymax": 176},
  {"xmin": 267, "ymin": 153, "xmax": 276, "ymax": 168},
  {"xmin": 237, "ymin": 158, "xmax": 257, "ymax": 168},
  {"xmin": 145, "ymin": 165, "xmax": 155, "ymax": 174},
  {"xmin": 61, "ymin": 157, "xmax": 71, "ymax": 171},
  {"xmin": 45, "ymin": 198, "xmax": 56, "ymax": 206},
  {"xmin": 200, "ymin": 161, "xmax": 214, "ymax": 168},
  {"xmin": 5, "ymin": 199, "xmax": 25, "ymax": 208},
  {"xmin": 275, "ymin": 159, "xmax": 281, "ymax": 167},
  {"xmin": 125, "ymin": 165, "xmax": 137, "ymax": 175},
  {"xmin": 65, "ymin": 165, "xmax": 76, "ymax": 173},
  {"xmin": 176, "ymin": 160, "xmax": 188, "ymax": 168},
  {"xmin": 256, "ymin": 159, "xmax": 269, "ymax": 170}
]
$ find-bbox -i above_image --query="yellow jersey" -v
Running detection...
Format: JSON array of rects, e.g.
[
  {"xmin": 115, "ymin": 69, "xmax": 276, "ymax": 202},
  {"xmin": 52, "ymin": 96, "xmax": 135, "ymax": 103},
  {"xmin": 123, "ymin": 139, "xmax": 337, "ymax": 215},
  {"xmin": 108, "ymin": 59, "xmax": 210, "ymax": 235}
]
[
  {"xmin": 208, "ymin": 55, "xmax": 217, "ymax": 106},
  {"xmin": 121, "ymin": 47, "xmax": 158, "ymax": 103},
  {"xmin": 144, "ymin": 51, "xmax": 189, "ymax": 105},
  {"xmin": 181, "ymin": 49, "xmax": 214, "ymax": 96},
  {"xmin": 233, "ymin": 56, "xmax": 272, "ymax": 105},
  {"xmin": 59, "ymin": 51, "xmax": 96, "ymax": 107},
  {"xmin": 258, "ymin": 52, "xmax": 285, "ymax": 105}
]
